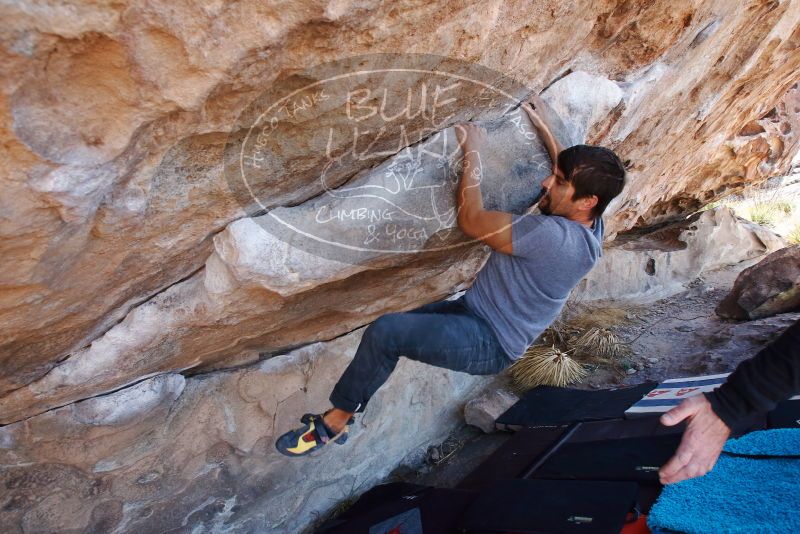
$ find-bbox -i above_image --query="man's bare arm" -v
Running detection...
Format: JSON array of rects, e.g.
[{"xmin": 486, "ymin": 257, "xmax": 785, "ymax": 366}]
[
  {"xmin": 455, "ymin": 123, "xmax": 485, "ymax": 224},
  {"xmin": 522, "ymin": 94, "xmax": 565, "ymax": 168},
  {"xmin": 454, "ymin": 123, "xmax": 514, "ymax": 255}
]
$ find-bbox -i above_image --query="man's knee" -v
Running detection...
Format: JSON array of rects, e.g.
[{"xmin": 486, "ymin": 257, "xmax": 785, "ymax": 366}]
[
  {"xmin": 362, "ymin": 313, "xmax": 405, "ymax": 348},
  {"xmin": 366, "ymin": 313, "xmax": 402, "ymax": 335}
]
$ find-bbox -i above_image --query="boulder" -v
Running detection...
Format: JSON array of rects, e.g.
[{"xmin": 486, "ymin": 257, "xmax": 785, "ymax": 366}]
[
  {"xmin": 0, "ymin": 71, "xmax": 620, "ymax": 425},
  {"xmin": 3, "ymin": 0, "xmax": 800, "ymax": 402},
  {"xmin": 464, "ymin": 386, "xmax": 519, "ymax": 433},
  {"xmin": 716, "ymin": 245, "xmax": 800, "ymax": 320},
  {"xmin": 0, "ymin": 328, "xmax": 490, "ymax": 533},
  {"xmin": 578, "ymin": 207, "xmax": 787, "ymax": 302}
]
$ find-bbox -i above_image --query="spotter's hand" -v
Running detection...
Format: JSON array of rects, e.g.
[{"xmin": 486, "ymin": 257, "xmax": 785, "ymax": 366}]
[{"xmin": 658, "ymin": 394, "xmax": 731, "ymax": 485}]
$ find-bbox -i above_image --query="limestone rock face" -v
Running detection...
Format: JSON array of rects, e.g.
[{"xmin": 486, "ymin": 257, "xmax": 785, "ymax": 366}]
[
  {"xmin": 0, "ymin": 328, "xmax": 489, "ymax": 533},
  {"xmin": 0, "ymin": 71, "xmax": 617, "ymax": 424},
  {"xmin": 2, "ymin": 0, "xmax": 800, "ymax": 403},
  {"xmin": 716, "ymin": 245, "xmax": 800, "ymax": 320}
]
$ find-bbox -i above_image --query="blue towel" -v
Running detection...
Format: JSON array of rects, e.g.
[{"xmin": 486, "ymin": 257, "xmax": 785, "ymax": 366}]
[
  {"xmin": 723, "ymin": 428, "xmax": 800, "ymax": 456},
  {"xmin": 648, "ymin": 429, "xmax": 800, "ymax": 534}
]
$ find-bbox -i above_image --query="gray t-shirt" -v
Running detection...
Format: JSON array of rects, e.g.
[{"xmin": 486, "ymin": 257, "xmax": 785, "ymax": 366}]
[{"xmin": 462, "ymin": 213, "xmax": 604, "ymax": 361}]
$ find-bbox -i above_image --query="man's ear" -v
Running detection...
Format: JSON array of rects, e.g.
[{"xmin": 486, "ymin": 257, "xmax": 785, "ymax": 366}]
[{"xmin": 580, "ymin": 195, "xmax": 598, "ymax": 213}]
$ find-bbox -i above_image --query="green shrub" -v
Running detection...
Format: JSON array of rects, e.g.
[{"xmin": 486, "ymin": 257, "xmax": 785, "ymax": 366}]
[
  {"xmin": 787, "ymin": 223, "xmax": 800, "ymax": 245},
  {"xmin": 774, "ymin": 200, "xmax": 794, "ymax": 215},
  {"xmin": 746, "ymin": 201, "xmax": 782, "ymax": 227},
  {"xmin": 699, "ymin": 199, "xmax": 725, "ymax": 213}
]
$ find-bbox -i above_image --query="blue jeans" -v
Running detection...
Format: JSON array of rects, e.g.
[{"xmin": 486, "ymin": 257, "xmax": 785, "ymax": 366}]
[{"xmin": 329, "ymin": 296, "xmax": 514, "ymax": 413}]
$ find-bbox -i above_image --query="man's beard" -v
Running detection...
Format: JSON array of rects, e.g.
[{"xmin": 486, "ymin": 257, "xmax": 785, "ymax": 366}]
[{"xmin": 537, "ymin": 188, "xmax": 552, "ymax": 215}]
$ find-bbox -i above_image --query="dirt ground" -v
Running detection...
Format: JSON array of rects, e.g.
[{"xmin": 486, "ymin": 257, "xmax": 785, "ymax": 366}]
[{"xmin": 588, "ymin": 266, "xmax": 798, "ymax": 388}]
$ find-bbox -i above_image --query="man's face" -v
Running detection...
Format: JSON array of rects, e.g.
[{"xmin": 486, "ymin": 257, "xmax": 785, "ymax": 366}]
[{"xmin": 538, "ymin": 164, "xmax": 579, "ymax": 218}]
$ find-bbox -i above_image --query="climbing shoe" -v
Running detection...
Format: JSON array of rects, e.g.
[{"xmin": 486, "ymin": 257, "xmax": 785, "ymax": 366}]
[
  {"xmin": 275, "ymin": 413, "xmax": 352, "ymax": 457},
  {"xmin": 300, "ymin": 412, "xmax": 354, "ymax": 426}
]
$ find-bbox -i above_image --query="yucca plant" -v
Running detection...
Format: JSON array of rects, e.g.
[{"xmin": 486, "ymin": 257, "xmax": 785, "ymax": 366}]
[
  {"xmin": 538, "ymin": 319, "xmax": 572, "ymax": 347},
  {"xmin": 571, "ymin": 327, "xmax": 631, "ymax": 360},
  {"xmin": 508, "ymin": 345, "xmax": 587, "ymax": 390}
]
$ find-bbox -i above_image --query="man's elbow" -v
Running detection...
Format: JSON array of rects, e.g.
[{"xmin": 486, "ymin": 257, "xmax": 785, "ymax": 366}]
[{"xmin": 457, "ymin": 214, "xmax": 478, "ymax": 237}]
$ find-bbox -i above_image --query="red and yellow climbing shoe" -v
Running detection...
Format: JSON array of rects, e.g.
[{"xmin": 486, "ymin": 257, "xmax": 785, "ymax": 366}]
[{"xmin": 275, "ymin": 414, "xmax": 351, "ymax": 457}]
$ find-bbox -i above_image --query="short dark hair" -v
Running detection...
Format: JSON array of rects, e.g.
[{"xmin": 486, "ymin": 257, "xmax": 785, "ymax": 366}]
[{"xmin": 557, "ymin": 144, "xmax": 626, "ymax": 219}]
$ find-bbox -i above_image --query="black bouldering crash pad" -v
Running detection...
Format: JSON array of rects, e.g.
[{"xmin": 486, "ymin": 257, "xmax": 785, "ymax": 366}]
[
  {"xmin": 496, "ymin": 382, "xmax": 657, "ymax": 430},
  {"xmin": 457, "ymin": 479, "xmax": 638, "ymax": 534}
]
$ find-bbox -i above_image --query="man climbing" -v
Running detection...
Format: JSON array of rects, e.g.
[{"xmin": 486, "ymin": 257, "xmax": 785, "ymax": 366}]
[{"xmin": 276, "ymin": 95, "xmax": 627, "ymax": 456}]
